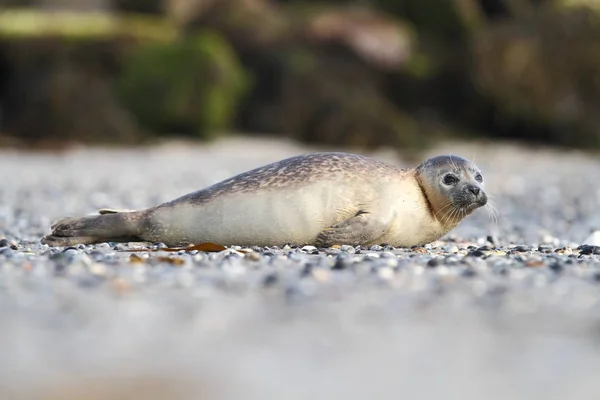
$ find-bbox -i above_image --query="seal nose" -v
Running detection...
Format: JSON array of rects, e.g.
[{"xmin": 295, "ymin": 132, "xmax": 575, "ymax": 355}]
[{"xmin": 468, "ymin": 185, "xmax": 480, "ymax": 197}]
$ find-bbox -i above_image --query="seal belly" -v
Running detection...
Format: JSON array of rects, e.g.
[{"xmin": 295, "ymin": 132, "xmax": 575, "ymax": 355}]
[{"xmin": 145, "ymin": 182, "xmax": 358, "ymax": 246}]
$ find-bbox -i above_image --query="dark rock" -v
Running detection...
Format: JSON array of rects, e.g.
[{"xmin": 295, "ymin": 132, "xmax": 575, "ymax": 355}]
[
  {"xmin": 548, "ymin": 262, "xmax": 564, "ymax": 273},
  {"xmin": 467, "ymin": 250, "xmax": 485, "ymax": 258},
  {"xmin": 263, "ymin": 273, "xmax": 278, "ymax": 287},
  {"xmin": 462, "ymin": 268, "xmax": 477, "ymax": 278},
  {"xmin": 332, "ymin": 255, "xmax": 349, "ymax": 270},
  {"xmin": 0, "ymin": 238, "xmax": 17, "ymax": 249},
  {"xmin": 427, "ymin": 258, "xmax": 440, "ymax": 268},
  {"xmin": 579, "ymin": 245, "xmax": 600, "ymax": 255},
  {"xmin": 514, "ymin": 245, "xmax": 531, "ymax": 252}
]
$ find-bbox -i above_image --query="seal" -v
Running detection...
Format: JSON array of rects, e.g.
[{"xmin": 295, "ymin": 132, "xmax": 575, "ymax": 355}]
[{"xmin": 41, "ymin": 152, "xmax": 488, "ymax": 248}]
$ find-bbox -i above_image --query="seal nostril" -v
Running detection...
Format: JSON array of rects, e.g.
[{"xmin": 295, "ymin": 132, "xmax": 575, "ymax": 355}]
[{"xmin": 468, "ymin": 186, "xmax": 480, "ymax": 196}]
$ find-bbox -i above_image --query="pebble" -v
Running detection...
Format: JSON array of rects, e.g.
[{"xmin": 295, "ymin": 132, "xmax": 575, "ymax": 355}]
[
  {"xmin": 340, "ymin": 245, "xmax": 355, "ymax": 253},
  {"xmin": 0, "ymin": 238, "xmax": 17, "ymax": 249},
  {"xmin": 579, "ymin": 245, "xmax": 600, "ymax": 255}
]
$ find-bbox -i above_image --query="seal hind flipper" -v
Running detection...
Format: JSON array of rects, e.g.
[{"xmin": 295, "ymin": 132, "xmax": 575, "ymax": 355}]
[
  {"xmin": 42, "ymin": 211, "xmax": 145, "ymax": 246},
  {"xmin": 315, "ymin": 210, "xmax": 390, "ymax": 247}
]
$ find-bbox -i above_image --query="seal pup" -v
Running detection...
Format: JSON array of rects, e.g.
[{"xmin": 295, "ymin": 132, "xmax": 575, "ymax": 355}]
[{"xmin": 41, "ymin": 152, "xmax": 488, "ymax": 248}]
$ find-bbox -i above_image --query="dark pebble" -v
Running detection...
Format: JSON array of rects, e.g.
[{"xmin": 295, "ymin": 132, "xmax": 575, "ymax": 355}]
[
  {"xmin": 462, "ymin": 268, "xmax": 477, "ymax": 278},
  {"xmin": 514, "ymin": 245, "xmax": 531, "ymax": 252},
  {"xmin": 467, "ymin": 250, "xmax": 485, "ymax": 258},
  {"xmin": 300, "ymin": 263, "xmax": 314, "ymax": 277},
  {"xmin": 0, "ymin": 238, "xmax": 17, "ymax": 249},
  {"xmin": 332, "ymin": 255, "xmax": 349, "ymax": 270},
  {"xmin": 90, "ymin": 250, "xmax": 105, "ymax": 262},
  {"xmin": 427, "ymin": 258, "xmax": 440, "ymax": 268},
  {"xmin": 486, "ymin": 235, "xmax": 496, "ymax": 245},
  {"xmin": 579, "ymin": 245, "xmax": 600, "ymax": 255},
  {"xmin": 548, "ymin": 262, "xmax": 564, "ymax": 273},
  {"xmin": 538, "ymin": 245, "xmax": 553, "ymax": 253},
  {"xmin": 263, "ymin": 273, "xmax": 278, "ymax": 287}
]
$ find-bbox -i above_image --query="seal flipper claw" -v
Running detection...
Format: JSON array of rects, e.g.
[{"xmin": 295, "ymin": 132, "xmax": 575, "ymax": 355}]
[{"xmin": 315, "ymin": 211, "xmax": 390, "ymax": 247}]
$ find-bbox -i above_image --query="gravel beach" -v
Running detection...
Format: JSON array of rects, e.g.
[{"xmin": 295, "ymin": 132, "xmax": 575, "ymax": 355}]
[{"xmin": 2, "ymin": 137, "xmax": 600, "ymax": 400}]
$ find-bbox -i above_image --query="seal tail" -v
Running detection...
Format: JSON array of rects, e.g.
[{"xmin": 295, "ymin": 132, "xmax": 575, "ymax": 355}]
[{"xmin": 41, "ymin": 210, "xmax": 146, "ymax": 247}]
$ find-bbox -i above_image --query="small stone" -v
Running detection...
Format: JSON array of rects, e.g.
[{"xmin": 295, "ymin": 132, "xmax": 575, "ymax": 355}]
[
  {"xmin": 340, "ymin": 245, "xmax": 355, "ymax": 254},
  {"xmin": 244, "ymin": 252, "xmax": 261, "ymax": 261},
  {"xmin": 514, "ymin": 245, "xmax": 531, "ymax": 252},
  {"xmin": 301, "ymin": 245, "xmax": 317, "ymax": 253},
  {"xmin": 462, "ymin": 268, "xmax": 477, "ymax": 278},
  {"xmin": 300, "ymin": 263, "xmax": 314, "ymax": 277},
  {"xmin": 444, "ymin": 246, "xmax": 459, "ymax": 254},
  {"xmin": 548, "ymin": 262, "xmax": 564, "ymax": 273},
  {"xmin": 467, "ymin": 250, "xmax": 485, "ymax": 258},
  {"xmin": 555, "ymin": 247, "xmax": 573, "ymax": 255},
  {"xmin": 411, "ymin": 246, "xmax": 427, "ymax": 254},
  {"xmin": 364, "ymin": 252, "xmax": 380, "ymax": 259},
  {"xmin": 62, "ymin": 248, "xmax": 79, "ymax": 258},
  {"xmin": 332, "ymin": 255, "xmax": 350, "ymax": 270},
  {"xmin": 263, "ymin": 273, "xmax": 278, "ymax": 287},
  {"xmin": 89, "ymin": 250, "xmax": 108, "ymax": 261},
  {"xmin": 0, "ymin": 247, "xmax": 14, "ymax": 257},
  {"xmin": 579, "ymin": 245, "xmax": 600, "ymax": 255},
  {"xmin": 427, "ymin": 258, "xmax": 440, "ymax": 268},
  {"xmin": 369, "ymin": 245, "xmax": 383, "ymax": 252},
  {"xmin": 0, "ymin": 238, "xmax": 17, "ymax": 249},
  {"xmin": 526, "ymin": 259, "xmax": 545, "ymax": 268},
  {"xmin": 538, "ymin": 245, "xmax": 553, "ymax": 253}
]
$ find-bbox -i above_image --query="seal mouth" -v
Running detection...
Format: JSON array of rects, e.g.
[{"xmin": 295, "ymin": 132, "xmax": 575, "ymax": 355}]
[{"xmin": 456, "ymin": 195, "xmax": 487, "ymax": 213}]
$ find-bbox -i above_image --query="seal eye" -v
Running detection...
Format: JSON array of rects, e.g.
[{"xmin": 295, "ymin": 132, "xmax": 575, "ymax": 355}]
[
  {"xmin": 443, "ymin": 174, "xmax": 459, "ymax": 185},
  {"xmin": 475, "ymin": 173, "xmax": 483, "ymax": 183}
]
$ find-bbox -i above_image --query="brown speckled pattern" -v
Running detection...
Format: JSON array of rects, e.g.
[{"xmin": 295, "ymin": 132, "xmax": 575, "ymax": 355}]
[
  {"xmin": 158, "ymin": 152, "xmax": 407, "ymax": 208},
  {"xmin": 417, "ymin": 155, "xmax": 481, "ymax": 176}
]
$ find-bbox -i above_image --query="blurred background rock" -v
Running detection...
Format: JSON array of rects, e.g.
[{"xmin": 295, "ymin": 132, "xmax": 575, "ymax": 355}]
[{"xmin": 0, "ymin": 0, "xmax": 598, "ymax": 153}]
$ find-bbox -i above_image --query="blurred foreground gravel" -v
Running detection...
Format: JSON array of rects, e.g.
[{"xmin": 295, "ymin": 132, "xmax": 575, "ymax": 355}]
[{"xmin": 2, "ymin": 137, "xmax": 600, "ymax": 400}]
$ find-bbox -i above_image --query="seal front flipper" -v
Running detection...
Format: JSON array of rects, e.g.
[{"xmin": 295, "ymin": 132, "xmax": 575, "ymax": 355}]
[
  {"xmin": 315, "ymin": 210, "xmax": 390, "ymax": 248},
  {"xmin": 41, "ymin": 211, "xmax": 146, "ymax": 246}
]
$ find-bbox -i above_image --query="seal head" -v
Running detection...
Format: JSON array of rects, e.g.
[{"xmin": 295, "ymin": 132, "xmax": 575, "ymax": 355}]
[{"xmin": 415, "ymin": 155, "xmax": 487, "ymax": 226}]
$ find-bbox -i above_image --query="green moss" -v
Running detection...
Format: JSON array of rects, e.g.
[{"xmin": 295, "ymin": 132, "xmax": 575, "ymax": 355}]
[
  {"xmin": 115, "ymin": 30, "xmax": 252, "ymax": 138},
  {"xmin": 0, "ymin": 9, "xmax": 177, "ymax": 41}
]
